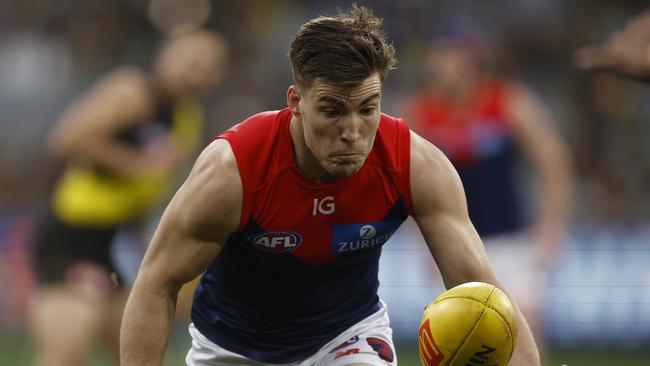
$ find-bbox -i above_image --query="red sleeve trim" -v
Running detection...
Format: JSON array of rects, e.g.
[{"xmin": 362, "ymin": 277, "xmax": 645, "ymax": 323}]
[
  {"xmin": 397, "ymin": 119, "xmax": 415, "ymax": 216},
  {"xmin": 215, "ymin": 131, "xmax": 250, "ymax": 232}
]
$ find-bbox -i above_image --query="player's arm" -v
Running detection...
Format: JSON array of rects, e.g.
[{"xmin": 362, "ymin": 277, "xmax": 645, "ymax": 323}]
[
  {"xmin": 574, "ymin": 11, "xmax": 650, "ymax": 81},
  {"xmin": 46, "ymin": 67, "xmax": 179, "ymax": 176},
  {"xmin": 409, "ymin": 131, "xmax": 540, "ymax": 366},
  {"xmin": 120, "ymin": 139, "xmax": 241, "ymax": 366},
  {"xmin": 506, "ymin": 83, "xmax": 572, "ymax": 267}
]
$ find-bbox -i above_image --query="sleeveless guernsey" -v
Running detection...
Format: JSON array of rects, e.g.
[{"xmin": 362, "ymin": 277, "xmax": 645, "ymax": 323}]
[
  {"xmin": 191, "ymin": 108, "xmax": 413, "ymax": 363},
  {"xmin": 407, "ymin": 79, "xmax": 523, "ymax": 237},
  {"xmin": 51, "ymin": 98, "xmax": 203, "ymax": 227}
]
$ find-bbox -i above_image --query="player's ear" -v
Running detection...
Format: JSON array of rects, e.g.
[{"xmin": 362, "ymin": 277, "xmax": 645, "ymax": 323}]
[{"xmin": 287, "ymin": 85, "xmax": 302, "ymax": 119}]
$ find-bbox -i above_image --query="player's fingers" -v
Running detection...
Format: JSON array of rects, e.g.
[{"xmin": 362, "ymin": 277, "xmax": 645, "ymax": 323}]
[
  {"xmin": 573, "ymin": 46, "xmax": 617, "ymax": 70},
  {"xmin": 624, "ymin": 10, "xmax": 650, "ymax": 35}
]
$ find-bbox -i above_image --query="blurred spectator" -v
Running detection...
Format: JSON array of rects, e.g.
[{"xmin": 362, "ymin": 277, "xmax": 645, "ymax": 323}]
[
  {"xmin": 402, "ymin": 30, "xmax": 572, "ymax": 360},
  {"xmin": 29, "ymin": 29, "xmax": 227, "ymax": 366}
]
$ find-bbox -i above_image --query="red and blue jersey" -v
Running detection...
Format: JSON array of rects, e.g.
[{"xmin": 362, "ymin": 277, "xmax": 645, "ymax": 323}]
[
  {"xmin": 406, "ymin": 79, "xmax": 524, "ymax": 237},
  {"xmin": 191, "ymin": 108, "xmax": 413, "ymax": 363}
]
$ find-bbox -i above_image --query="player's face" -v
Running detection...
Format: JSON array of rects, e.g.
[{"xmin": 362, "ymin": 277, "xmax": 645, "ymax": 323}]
[
  {"xmin": 428, "ymin": 45, "xmax": 478, "ymax": 89},
  {"xmin": 292, "ymin": 74, "xmax": 382, "ymax": 181},
  {"xmin": 156, "ymin": 34, "xmax": 226, "ymax": 97}
]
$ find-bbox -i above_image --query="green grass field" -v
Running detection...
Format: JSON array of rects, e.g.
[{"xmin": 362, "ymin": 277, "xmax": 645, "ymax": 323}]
[{"xmin": 2, "ymin": 329, "xmax": 649, "ymax": 365}]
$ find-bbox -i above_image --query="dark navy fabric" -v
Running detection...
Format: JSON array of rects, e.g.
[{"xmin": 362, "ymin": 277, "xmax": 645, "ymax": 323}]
[{"xmin": 191, "ymin": 200, "xmax": 408, "ymax": 363}]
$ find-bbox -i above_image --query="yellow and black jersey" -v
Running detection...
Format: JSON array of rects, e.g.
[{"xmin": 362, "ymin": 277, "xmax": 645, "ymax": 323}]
[{"xmin": 51, "ymin": 97, "xmax": 203, "ymax": 228}]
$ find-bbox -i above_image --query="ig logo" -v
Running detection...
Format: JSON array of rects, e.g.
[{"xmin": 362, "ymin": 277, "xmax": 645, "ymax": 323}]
[
  {"xmin": 359, "ymin": 225, "xmax": 376, "ymax": 239},
  {"xmin": 313, "ymin": 196, "xmax": 335, "ymax": 215}
]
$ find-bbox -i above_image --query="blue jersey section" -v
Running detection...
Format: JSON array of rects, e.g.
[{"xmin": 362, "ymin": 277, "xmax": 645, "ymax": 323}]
[
  {"xmin": 332, "ymin": 219, "xmax": 403, "ymax": 253},
  {"xmin": 191, "ymin": 199, "xmax": 409, "ymax": 363},
  {"xmin": 456, "ymin": 138, "xmax": 524, "ymax": 237}
]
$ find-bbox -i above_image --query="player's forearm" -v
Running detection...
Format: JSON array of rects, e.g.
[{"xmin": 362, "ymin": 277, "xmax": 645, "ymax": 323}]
[
  {"xmin": 73, "ymin": 138, "xmax": 173, "ymax": 177},
  {"xmin": 510, "ymin": 306, "xmax": 541, "ymax": 365},
  {"xmin": 120, "ymin": 281, "xmax": 177, "ymax": 366},
  {"xmin": 49, "ymin": 129, "xmax": 150, "ymax": 176}
]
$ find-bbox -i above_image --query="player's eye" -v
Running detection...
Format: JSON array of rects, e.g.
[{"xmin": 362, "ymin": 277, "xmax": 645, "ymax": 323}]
[
  {"xmin": 322, "ymin": 108, "xmax": 342, "ymax": 118},
  {"xmin": 361, "ymin": 106, "xmax": 376, "ymax": 116}
]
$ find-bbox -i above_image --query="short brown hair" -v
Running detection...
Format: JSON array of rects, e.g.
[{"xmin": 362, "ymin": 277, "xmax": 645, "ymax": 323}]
[{"xmin": 289, "ymin": 4, "xmax": 396, "ymax": 89}]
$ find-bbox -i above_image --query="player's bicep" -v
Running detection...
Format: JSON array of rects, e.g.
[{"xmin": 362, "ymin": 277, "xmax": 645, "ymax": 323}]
[
  {"xmin": 136, "ymin": 194, "xmax": 222, "ymax": 294},
  {"xmin": 409, "ymin": 132, "xmax": 497, "ymax": 288},
  {"xmin": 136, "ymin": 139, "xmax": 242, "ymax": 293}
]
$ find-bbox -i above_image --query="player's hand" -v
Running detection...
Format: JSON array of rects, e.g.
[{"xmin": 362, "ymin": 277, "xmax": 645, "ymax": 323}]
[{"xmin": 574, "ymin": 11, "xmax": 650, "ymax": 81}]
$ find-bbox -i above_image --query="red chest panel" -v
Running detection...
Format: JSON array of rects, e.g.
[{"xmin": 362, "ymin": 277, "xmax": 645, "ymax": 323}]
[
  {"xmin": 407, "ymin": 79, "xmax": 513, "ymax": 165},
  {"xmin": 218, "ymin": 108, "xmax": 413, "ymax": 267}
]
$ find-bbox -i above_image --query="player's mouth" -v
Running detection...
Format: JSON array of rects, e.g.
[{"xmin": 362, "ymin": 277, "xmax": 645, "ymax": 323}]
[{"xmin": 331, "ymin": 153, "xmax": 363, "ymax": 163}]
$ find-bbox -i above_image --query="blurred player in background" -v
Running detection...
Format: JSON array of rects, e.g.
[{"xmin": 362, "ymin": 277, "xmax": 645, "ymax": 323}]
[
  {"xmin": 575, "ymin": 10, "xmax": 650, "ymax": 82},
  {"xmin": 121, "ymin": 5, "xmax": 540, "ymax": 365},
  {"xmin": 402, "ymin": 31, "xmax": 572, "ymax": 360},
  {"xmin": 30, "ymin": 29, "xmax": 227, "ymax": 366}
]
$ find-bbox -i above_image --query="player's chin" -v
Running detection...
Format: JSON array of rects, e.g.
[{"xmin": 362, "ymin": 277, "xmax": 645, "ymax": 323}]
[{"xmin": 327, "ymin": 162, "xmax": 362, "ymax": 178}]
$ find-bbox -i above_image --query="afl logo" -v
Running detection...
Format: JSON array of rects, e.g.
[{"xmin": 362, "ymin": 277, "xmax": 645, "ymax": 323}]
[
  {"xmin": 359, "ymin": 225, "xmax": 376, "ymax": 239},
  {"xmin": 248, "ymin": 231, "xmax": 302, "ymax": 253}
]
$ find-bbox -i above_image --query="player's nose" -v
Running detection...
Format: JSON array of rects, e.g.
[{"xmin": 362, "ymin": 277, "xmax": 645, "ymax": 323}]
[{"xmin": 339, "ymin": 114, "xmax": 362, "ymax": 143}]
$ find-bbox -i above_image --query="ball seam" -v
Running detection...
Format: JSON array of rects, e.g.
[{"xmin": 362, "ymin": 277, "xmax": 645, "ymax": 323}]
[
  {"xmin": 445, "ymin": 298, "xmax": 488, "ymax": 366},
  {"xmin": 435, "ymin": 295, "xmax": 514, "ymax": 335},
  {"xmin": 437, "ymin": 291, "xmax": 516, "ymax": 360},
  {"xmin": 484, "ymin": 289, "xmax": 516, "ymax": 361}
]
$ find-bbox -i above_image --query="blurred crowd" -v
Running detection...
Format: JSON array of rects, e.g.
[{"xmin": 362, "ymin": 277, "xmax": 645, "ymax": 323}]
[
  {"xmin": 0, "ymin": 0, "xmax": 649, "ymax": 346},
  {"xmin": 1, "ymin": 0, "xmax": 649, "ymax": 220}
]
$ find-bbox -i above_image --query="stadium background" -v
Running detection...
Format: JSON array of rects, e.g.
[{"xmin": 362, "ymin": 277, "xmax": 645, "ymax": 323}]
[{"xmin": 1, "ymin": 0, "xmax": 649, "ymax": 364}]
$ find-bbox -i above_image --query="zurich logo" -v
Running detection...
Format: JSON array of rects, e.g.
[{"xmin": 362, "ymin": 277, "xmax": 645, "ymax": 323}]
[
  {"xmin": 332, "ymin": 219, "xmax": 403, "ymax": 253},
  {"xmin": 248, "ymin": 231, "xmax": 302, "ymax": 253},
  {"xmin": 360, "ymin": 225, "xmax": 376, "ymax": 239}
]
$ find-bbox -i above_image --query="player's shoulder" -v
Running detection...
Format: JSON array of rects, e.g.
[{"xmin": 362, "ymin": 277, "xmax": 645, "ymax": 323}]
[
  {"xmin": 176, "ymin": 138, "xmax": 242, "ymax": 235},
  {"xmin": 94, "ymin": 66, "xmax": 150, "ymax": 96},
  {"xmin": 376, "ymin": 111, "xmax": 410, "ymax": 143},
  {"xmin": 379, "ymin": 111, "xmax": 405, "ymax": 127},
  {"xmin": 228, "ymin": 108, "xmax": 289, "ymax": 134},
  {"xmin": 199, "ymin": 138, "xmax": 238, "ymax": 172},
  {"xmin": 480, "ymin": 77, "xmax": 522, "ymax": 99},
  {"xmin": 409, "ymin": 130, "xmax": 466, "ymax": 216},
  {"xmin": 189, "ymin": 139, "xmax": 241, "ymax": 207},
  {"xmin": 105, "ymin": 65, "xmax": 148, "ymax": 83},
  {"xmin": 410, "ymin": 130, "xmax": 462, "ymax": 191},
  {"xmin": 365, "ymin": 112, "xmax": 410, "ymax": 171},
  {"xmin": 409, "ymin": 130, "xmax": 451, "ymax": 174},
  {"xmin": 216, "ymin": 108, "xmax": 292, "ymax": 190},
  {"xmin": 221, "ymin": 108, "xmax": 291, "ymax": 160}
]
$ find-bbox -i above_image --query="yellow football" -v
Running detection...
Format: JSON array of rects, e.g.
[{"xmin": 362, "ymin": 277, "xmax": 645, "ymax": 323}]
[{"xmin": 418, "ymin": 282, "xmax": 518, "ymax": 366}]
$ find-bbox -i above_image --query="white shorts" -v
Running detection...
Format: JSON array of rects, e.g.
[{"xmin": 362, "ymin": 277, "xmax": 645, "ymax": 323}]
[{"xmin": 186, "ymin": 301, "xmax": 397, "ymax": 366}]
